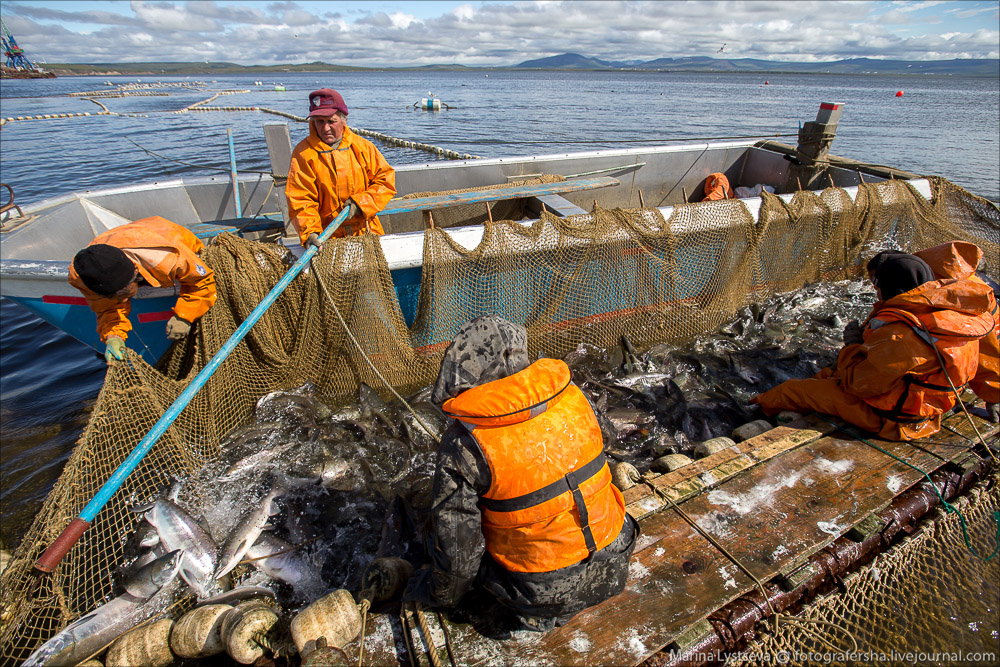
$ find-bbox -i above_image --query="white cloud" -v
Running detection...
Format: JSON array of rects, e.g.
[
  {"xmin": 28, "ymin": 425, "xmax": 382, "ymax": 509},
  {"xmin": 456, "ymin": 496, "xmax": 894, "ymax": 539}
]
[
  {"xmin": 129, "ymin": 1, "xmax": 221, "ymax": 33},
  {"xmin": 2, "ymin": 0, "xmax": 996, "ymax": 66}
]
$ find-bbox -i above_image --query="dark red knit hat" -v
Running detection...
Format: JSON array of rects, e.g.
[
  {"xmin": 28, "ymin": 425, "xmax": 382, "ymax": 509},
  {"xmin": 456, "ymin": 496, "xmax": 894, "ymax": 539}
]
[
  {"xmin": 73, "ymin": 244, "xmax": 135, "ymax": 296},
  {"xmin": 308, "ymin": 88, "xmax": 348, "ymax": 117}
]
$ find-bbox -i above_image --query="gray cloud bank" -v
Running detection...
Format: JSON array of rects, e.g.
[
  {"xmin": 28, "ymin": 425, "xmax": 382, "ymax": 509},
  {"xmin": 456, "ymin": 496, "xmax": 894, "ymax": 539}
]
[{"xmin": 5, "ymin": 0, "xmax": 999, "ymax": 66}]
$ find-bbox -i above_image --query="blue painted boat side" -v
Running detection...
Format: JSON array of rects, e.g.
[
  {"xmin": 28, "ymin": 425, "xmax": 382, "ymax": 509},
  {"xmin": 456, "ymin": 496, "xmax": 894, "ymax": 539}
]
[
  {"xmin": 390, "ymin": 265, "xmax": 422, "ymax": 328},
  {"xmin": 9, "ymin": 295, "xmax": 177, "ymax": 365}
]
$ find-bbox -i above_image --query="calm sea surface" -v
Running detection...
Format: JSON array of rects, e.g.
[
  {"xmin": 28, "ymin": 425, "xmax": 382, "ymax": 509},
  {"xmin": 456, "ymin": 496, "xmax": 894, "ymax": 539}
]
[{"xmin": 1, "ymin": 70, "xmax": 998, "ymax": 549}]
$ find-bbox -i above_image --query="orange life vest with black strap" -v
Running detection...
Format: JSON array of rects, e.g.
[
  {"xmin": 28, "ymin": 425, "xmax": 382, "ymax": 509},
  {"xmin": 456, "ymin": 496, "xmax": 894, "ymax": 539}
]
[
  {"xmin": 441, "ymin": 358, "xmax": 626, "ymax": 574},
  {"xmin": 862, "ymin": 303, "xmax": 995, "ymax": 424}
]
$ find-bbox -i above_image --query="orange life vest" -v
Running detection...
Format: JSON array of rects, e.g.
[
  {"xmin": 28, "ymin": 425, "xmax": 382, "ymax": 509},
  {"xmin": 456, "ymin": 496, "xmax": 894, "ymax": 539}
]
[
  {"xmin": 441, "ymin": 358, "xmax": 625, "ymax": 573},
  {"xmin": 862, "ymin": 303, "xmax": 994, "ymax": 423}
]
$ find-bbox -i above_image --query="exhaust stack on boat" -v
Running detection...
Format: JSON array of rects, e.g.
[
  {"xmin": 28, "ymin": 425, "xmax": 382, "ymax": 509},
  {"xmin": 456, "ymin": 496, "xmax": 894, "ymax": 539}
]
[{"xmin": 784, "ymin": 101, "xmax": 844, "ymax": 192}]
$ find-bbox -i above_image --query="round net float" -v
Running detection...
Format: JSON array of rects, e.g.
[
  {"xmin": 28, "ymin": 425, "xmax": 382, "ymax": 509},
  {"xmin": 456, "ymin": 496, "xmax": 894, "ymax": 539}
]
[
  {"xmin": 361, "ymin": 557, "xmax": 415, "ymax": 602},
  {"xmin": 290, "ymin": 589, "xmax": 362, "ymax": 656},
  {"xmin": 221, "ymin": 600, "xmax": 280, "ymax": 665},
  {"xmin": 610, "ymin": 460, "xmax": 641, "ymax": 491},
  {"xmin": 104, "ymin": 618, "xmax": 174, "ymax": 667},
  {"xmin": 170, "ymin": 603, "xmax": 233, "ymax": 659}
]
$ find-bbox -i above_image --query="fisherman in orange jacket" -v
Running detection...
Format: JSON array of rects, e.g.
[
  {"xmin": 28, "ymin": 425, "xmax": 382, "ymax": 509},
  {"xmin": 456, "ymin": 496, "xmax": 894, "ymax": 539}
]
[
  {"xmin": 68, "ymin": 216, "xmax": 216, "ymax": 363},
  {"xmin": 404, "ymin": 316, "xmax": 638, "ymax": 631},
  {"xmin": 285, "ymin": 88, "xmax": 396, "ymax": 247},
  {"xmin": 752, "ymin": 243, "xmax": 999, "ymax": 439}
]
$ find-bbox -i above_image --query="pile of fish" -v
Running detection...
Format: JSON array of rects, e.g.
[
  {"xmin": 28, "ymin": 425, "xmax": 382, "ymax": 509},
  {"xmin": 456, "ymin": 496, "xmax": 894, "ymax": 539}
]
[
  {"xmin": 25, "ymin": 277, "xmax": 880, "ymax": 666},
  {"xmin": 571, "ymin": 277, "xmax": 878, "ymax": 471}
]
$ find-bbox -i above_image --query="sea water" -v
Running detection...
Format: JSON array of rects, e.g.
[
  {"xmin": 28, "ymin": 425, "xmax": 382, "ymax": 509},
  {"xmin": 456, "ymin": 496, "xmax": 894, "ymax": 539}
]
[{"xmin": 1, "ymin": 70, "xmax": 998, "ymax": 548}]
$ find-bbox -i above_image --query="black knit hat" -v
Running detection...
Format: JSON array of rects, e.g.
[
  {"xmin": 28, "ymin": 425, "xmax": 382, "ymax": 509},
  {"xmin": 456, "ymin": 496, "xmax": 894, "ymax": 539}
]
[
  {"xmin": 870, "ymin": 252, "xmax": 935, "ymax": 301},
  {"xmin": 73, "ymin": 244, "xmax": 135, "ymax": 296}
]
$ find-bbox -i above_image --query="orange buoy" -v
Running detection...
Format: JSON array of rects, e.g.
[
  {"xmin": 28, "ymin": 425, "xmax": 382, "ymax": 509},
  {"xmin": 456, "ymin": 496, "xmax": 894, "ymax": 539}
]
[
  {"xmin": 764, "ymin": 80, "xmax": 769, "ymax": 85},
  {"xmin": 895, "ymin": 90, "xmax": 904, "ymax": 97}
]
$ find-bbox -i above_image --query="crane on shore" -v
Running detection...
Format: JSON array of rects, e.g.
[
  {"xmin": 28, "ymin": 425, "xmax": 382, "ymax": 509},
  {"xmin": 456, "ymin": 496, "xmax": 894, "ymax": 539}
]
[{"xmin": 2, "ymin": 18, "xmax": 40, "ymax": 71}]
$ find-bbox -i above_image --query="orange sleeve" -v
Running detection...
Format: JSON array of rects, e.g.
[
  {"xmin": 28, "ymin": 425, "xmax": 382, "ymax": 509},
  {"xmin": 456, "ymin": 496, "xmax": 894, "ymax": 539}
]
[
  {"xmin": 167, "ymin": 245, "xmax": 217, "ymax": 324},
  {"xmin": 67, "ymin": 271, "xmax": 133, "ymax": 342},
  {"xmin": 286, "ymin": 148, "xmax": 324, "ymax": 245},
  {"xmin": 969, "ymin": 296, "xmax": 999, "ymax": 403},
  {"xmin": 353, "ymin": 142, "xmax": 396, "ymax": 221},
  {"xmin": 836, "ymin": 324, "xmax": 934, "ymax": 398}
]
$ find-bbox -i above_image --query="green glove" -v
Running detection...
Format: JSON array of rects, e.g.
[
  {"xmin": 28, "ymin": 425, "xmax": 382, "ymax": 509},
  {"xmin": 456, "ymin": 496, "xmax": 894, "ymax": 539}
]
[{"xmin": 104, "ymin": 336, "xmax": 125, "ymax": 363}]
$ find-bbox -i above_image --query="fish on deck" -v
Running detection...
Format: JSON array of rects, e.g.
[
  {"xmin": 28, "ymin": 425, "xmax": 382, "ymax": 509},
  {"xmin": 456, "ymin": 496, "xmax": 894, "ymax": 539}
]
[{"xmin": 22, "ymin": 551, "xmax": 182, "ymax": 667}]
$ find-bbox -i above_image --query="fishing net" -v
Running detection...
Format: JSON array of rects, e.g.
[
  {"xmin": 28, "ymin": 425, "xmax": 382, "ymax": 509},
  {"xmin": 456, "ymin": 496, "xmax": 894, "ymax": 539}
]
[
  {"xmin": 726, "ymin": 482, "xmax": 1000, "ymax": 667},
  {"xmin": 1, "ymin": 177, "xmax": 998, "ymax": 664}
]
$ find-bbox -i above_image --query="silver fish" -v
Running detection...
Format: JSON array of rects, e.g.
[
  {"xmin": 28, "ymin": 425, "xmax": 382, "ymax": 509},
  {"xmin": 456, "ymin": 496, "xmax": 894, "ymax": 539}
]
[
  {"xmin": 135, "ymin": 484, "xmax": 219, "ymax": 599},
  {"xmin": 23, "ymin": 550, "xmax": 182, "ymax": 667},
  {"xmin": 218, "ymin": 439, "xmax": 296, "ymax": 481},
  {"xmin": 214, "ymin": 486, "xmax": 283, "ymax": 579},
  {"xmin": 244, "ymin": 533, "xmax": 323, "ymax": 589}
]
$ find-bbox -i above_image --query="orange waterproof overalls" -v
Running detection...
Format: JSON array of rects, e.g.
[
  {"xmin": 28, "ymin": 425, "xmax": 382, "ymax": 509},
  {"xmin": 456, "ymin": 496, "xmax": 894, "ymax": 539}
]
[
  {"xmin": 442, "ymin": 358, "xmax": 626, "ymax": 573},
  {"xmin": 754, "ymin": 271, "xmax": 996, "ymax": 440},
  {"xmin": 67, "ymin": 216, "xmax": 216, "ymax": 342}
]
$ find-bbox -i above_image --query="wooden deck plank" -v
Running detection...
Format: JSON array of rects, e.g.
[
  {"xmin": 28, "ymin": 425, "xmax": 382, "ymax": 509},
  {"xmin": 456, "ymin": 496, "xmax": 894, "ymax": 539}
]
[
  {"xmin": 352, "ymin": 414, "xmax": 995, "ymax": 666},
  {"xmin": 624, "ymin": 414, "xmax": 837, "ymax": 520},
  {"xmin": 506, "ymin": 418, "xmax": 994, "ymax": 666}
]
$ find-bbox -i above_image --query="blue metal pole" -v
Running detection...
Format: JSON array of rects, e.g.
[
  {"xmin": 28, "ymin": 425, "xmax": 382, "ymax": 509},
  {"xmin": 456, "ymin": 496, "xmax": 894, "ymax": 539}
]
[
  {"xmin": 35, "ymin": 206, "xmax": 351, "ymax": 573},
  {"xmin": 227, "ymin": 128, "xmax": 242, "ymax": 217}
]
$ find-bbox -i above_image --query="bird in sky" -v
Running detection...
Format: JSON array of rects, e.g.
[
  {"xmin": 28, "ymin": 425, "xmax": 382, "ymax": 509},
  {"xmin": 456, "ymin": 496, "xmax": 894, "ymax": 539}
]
[{"xmin": 717, "ymin": 43, "xmax": 726, "ymax": 53}]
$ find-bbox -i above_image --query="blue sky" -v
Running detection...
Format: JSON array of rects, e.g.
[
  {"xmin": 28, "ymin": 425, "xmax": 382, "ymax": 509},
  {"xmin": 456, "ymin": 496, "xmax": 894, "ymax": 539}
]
[{"xmin": 3, "ymin": 1, "xmax": 998, "ymax": 66}]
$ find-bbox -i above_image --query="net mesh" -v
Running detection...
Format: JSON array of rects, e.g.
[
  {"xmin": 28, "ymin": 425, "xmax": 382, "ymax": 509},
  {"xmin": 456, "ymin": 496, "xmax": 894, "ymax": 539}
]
[
  {"xmin": 1, "ymin": 177, "xmax": 998, "ymax": 664},
  {"xmin": 726, "ymin": 482, "xmax": 1000, "ymax": 667}
]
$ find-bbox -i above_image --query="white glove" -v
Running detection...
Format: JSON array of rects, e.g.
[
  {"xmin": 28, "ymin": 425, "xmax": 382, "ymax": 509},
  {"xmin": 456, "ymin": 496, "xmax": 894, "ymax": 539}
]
[{"xmin": 165, "ymin": 315, "xmax": 192, "ymax": 340}]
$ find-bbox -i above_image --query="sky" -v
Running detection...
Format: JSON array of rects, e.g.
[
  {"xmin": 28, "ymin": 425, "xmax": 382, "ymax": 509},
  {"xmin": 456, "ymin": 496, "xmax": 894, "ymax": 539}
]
[{"xmin": 2, "ymin": 1, "xmax": 998, "ymax": 67}]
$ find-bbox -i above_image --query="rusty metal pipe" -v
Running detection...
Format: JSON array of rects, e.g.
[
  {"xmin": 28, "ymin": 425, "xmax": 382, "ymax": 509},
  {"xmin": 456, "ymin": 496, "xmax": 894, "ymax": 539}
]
[{"xmin": 646, "ymin": 457, "xmax": 990, "ymax": 667}]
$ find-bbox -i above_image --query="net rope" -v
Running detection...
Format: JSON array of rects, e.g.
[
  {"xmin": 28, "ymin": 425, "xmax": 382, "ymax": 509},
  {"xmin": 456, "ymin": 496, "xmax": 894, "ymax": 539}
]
[{"xmin": 1, "ymin": 177, "xmax": 998, "ymax": 663}]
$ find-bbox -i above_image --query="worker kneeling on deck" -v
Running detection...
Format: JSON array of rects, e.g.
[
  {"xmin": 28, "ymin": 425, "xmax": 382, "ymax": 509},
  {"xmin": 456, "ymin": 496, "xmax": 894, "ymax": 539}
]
[
  {"xmin": 404, "ymin": 315, "xmax": 638, "ymax": 631},
  {"xmin": 286, "ymin": 88, "xmax": 396, "ymax": 248},
  {"xmin": 69, "ymin": 216, "xmax": 216, "ymax": 363},
  {"xmin": 752, "ymin": 241, "xmax": 999, "ymax": 439}
]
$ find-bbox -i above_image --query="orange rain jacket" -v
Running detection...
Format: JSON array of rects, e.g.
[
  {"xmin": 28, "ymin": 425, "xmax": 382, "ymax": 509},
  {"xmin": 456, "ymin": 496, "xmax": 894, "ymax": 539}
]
[
  {"xmin": 913, "ymin": 241, "xmax": 999, "ymax": 404},
  {"xmin": 68, "ymin": 216, "xmax": 216, "ymax": 342},
  {"xmin": 442, "ymin": 358, "xmax": 626, "ymax": 573},
  {"xmin": 702, "ymin": 173, "xmax": 734, "ymax": 201},
  {"xmin": 285, "ymin": 124, "xmax": 396, "ymax": 245},
  {"xmin": 755, "ymin": 244, "xmax": 997, "ymax": 440}
]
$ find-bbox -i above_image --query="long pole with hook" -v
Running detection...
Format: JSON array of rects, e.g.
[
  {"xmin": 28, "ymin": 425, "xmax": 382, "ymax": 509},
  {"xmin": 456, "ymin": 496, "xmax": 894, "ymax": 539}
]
[{"xmin": 33, "ymin": 206, "xmax": 353, "ymax": 575}]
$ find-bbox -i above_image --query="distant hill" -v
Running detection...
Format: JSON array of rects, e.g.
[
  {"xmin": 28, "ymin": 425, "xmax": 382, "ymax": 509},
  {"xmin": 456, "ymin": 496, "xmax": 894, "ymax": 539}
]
[
  {"xmin": 43, "ymin": 55, "xmax": 999, "ymax": 77},
  {"xmin": 515, "ymin": 53, "xmax": 615, "ymax": 69},
  {"xmin": 515, "ymin": 54, "xmax": 1000, "ymax": 77}
]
